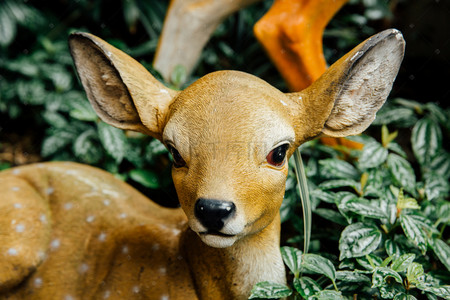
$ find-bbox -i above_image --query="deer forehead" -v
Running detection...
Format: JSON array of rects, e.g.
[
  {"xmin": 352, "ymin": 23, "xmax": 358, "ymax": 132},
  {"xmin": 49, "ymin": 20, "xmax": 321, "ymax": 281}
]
[{"xmin": 163, "ymin": 71, "xmax": 296, "ymax": 157}]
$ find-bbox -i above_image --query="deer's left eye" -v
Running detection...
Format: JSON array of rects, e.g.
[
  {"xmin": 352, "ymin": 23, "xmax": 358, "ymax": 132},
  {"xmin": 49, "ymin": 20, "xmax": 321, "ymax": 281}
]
[{"xmin": 266, "ymin": 144, "xmax": 289, "ymax": 167}]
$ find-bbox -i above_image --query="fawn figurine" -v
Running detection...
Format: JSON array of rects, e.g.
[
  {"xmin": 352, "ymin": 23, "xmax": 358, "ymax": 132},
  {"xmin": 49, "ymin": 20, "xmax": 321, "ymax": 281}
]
[{"xmin": 0, "ymin": 29, "xmax": 404, "ymax": 299}]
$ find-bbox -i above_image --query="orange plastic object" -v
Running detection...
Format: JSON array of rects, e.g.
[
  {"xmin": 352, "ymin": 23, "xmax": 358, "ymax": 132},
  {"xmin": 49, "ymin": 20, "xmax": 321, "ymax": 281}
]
[
  {"xmin": 254, "ymin": 0, "xmax": 348, "ymax": 92},
  {"xmin": 320, "ymin": 137, "xmax": 364, "ymax": 151}
]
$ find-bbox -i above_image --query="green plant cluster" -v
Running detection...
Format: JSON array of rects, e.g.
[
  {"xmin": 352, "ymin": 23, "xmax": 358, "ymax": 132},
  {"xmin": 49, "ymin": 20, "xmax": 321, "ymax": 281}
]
[{"xmin": 250, "ymin": 101, "xmax": 450, "ymax": 299}]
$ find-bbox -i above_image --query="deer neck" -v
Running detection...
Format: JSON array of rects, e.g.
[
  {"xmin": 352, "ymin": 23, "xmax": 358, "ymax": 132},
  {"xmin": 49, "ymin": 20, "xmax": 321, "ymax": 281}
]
[{"xmin": 181, "ymin": 213, "xmax": 286, "ymax": 300}]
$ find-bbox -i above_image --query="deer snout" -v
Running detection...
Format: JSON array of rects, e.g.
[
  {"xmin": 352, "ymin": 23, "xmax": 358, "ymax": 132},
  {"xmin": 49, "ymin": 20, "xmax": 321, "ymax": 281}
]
[{"xmin": 194, "ymin": 198, "xmax": 236, "ymax": 232}]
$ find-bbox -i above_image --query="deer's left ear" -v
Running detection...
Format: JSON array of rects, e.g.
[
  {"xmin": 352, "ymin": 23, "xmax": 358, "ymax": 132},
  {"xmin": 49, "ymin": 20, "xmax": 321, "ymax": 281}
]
[{"xmin": 289, "ymin": 29, "xmax": 405, "ymax": 142}]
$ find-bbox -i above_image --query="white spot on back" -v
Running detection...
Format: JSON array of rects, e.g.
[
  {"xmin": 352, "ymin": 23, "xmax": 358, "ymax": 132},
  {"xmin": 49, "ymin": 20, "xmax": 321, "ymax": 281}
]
[
  {"xmin": 103, "ymin": 290, "xmax": 111, "ymax": 299},
  {"xmin": 11, "ymin": 187, "xmax": 20, "ymax": 192},
  {"xmin": 98, "ymin": 232, "xmax": 107, "ymax": 242},
  {"xmin": 34, "ymin": 277, "xmax": 43, "ymax": 288},
  {"xmin": 122, "ymin": 245, "xmax": 129, "ymax": 254},
  {"xmin": 172, "ymin": 229, "xmax": 180, "ymax": 236},
  {"xmin": 103, "ymin": 199, "xmax": 110, "ymax": 206},
  {"xmin": 15, "ymin": 223, "xmax": 25, "ymax": 233},
  {"xmin": 46, "ymin": 187, "xmax": 54, "ymax": 195},
  {"xmin": 37, "ymin": 250, "xmax": 47, "ymax": 260},
  {"xmin": 160, "ymin": 89, "xmax": 169, "ymax": 94},
  {"xmin": 14, "ymin": 203, "xmax": 22, "ymax": 209},
  {"xmin": 132, "ymin": 286, "xmax": 140, "ymax": 294},
  {"xmin": 64, "ymin": 295, "xmax": 75, "ymax": 300},
  {"xmin": 64, "ymin": 202, "xmax": 73, "ymax": 210},
  {"xmin": 40, "ymin": 214, "xmax": 48, "ymax": 224},
  {"xmin": 12, "ymin": 169, "xmax": 21, "ymax": 175},
  {"xmin": 119, "ymin": 213, "xmax": 127, "ymax": 219},
  {"xmin": 11, "ymin": 219, "xmax": 16, "ymax": 225},
  {"xmin": 279, "ymin": 99, "xmax": 287, "ymax": 106},
  {"xmin": 50, "ymin": 239, "xmax": 60, "ymax": 250},
  {"xmin": 7, "ymin": 248, "xmax": 18, "ymax": 256},
  {"xmin": 78, "ymin": 263, "xmax": 89, "ymax": 274},
  {"xmin": 161, "ymin": 295, "xmax": 169, "ymax": 300},
  {"xmin": 159, "ymin": 267, "xmax": 166, "ymax": 275},
  {"xmin": 86, "ymin": 215, "xmax": 95, "ymax": 223}
]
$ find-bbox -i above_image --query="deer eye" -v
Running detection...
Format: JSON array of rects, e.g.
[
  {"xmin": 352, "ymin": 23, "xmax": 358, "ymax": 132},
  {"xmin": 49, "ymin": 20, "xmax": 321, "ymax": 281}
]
[
  {"xmin": 168, "ymin": 145, "xmax": 186, "ymax": 168},
  {"xmin": 266, "ymin": 144, "xmax": 289, "ymax": 167}
]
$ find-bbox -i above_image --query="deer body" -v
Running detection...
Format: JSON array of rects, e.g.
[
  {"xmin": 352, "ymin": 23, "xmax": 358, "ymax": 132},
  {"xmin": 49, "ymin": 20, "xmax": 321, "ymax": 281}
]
[
  {"xmin": 0, "ymin": 29, "xmax": 404, "ymax": 299},
  {"xmin": 0, "ymin": 162, "xmax": 284, "ymax": 299}
]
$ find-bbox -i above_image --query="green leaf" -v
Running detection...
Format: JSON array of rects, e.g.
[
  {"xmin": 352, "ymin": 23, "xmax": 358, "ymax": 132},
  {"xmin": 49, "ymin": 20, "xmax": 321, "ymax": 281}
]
[
  {"xmin": 310, "ymin": 189, "xmax": 336, "ymax": 204},
  {"xmin": 293, "ymin": 277, "xmax": 321, "ymax": 299},
  {"xmin": 97, "ymin": 122, "xmax": 127, "ymax": 163},
  {"xmin": 17, "ymin": 80, "xmax": 46, "ymax": 105},
  {"xmin": 73, "ymin": 129, "xmax": 102, "ymax": 164},
  {"xmin": 418, "ymin": 286, "xmax": 450, "ymax": 299},
  {"xmin": 397, "ymin": 189, "xmax": 420, "ymax": 210},
  {"xmin": 356, "ymin": 254, "xmax": 383, "ymax": 270},
  {"xmin": 319, "ymin": 179, "xmax": 360, "ymax": 192},
  {"xmin": 393, "ymin": 293, "xmax": 417, "ymax": 300},
  {"xmin": 318, "ymin": 159, "xmax": 359, "ymax": 180},
  {"xmin": 391, "ymin": 253, "xmax": 415, "ymax": 272},
  {"xmin": 339, "ymin": 223, "xmax": 382, "ymax": 260},
  {"xmin": 437, "ymin": 202, "xmax": 450, "ymax": 224},
  {"xmin": 338, "ymin": 197, "xmax": 386, "ymax": 219},
  {"xmin": 372, "ymin": 267, "xmax": 403, "ymax": 288},
  {"xmin": 424, "ymin": 173, "xmax": 449, "ymax": 201},
  {"xmin": 385, "ymin": 239, "xmax": 404, "ymax": 259},
  {"xmin": 42, "ymin": 110, "xmax": 68, "ymax": 128},
  {"xmin": 387, "ymin": 142, "xmax": 407, "ymax": 158},
  {"xmin": 429, "ymin": 238, "xmax": 450, "ymax": 272},
  {"xmin": 69, "ymin": 97, "xmax": 98, "ymax": 121},
  {"xmin": 336, "ymin": 271, "xmax": 371, "ymax": 283},
  {"xmin": 0, "ymin": 3, "xmax": 16, "ymax": 47},
  {"xmin": 302, "ymin": 254, "xmax": 336, "ymax": 283},
  {"xmin": 41, "ymin": 130, "xmax": 75, "ymax": 157},
  {"xmin": 129, "ymin": 169, "xmax": 160, "ymax": 189},
  {"xmin": 411, "ymin": 118, "xmax": 442, "ymax": 167},
  {"xmin": 381, "ymin": 125, "xmax": 398, "ymax": 147},
  {"xmin": 380, "ymin": 283, "xmax": 406, "ymax": 299},
  {"xmin": 373, "ymin": 106, "xmax": 417, "ymax": 127},
  {"xmin": 399, "ymin": 214, "xmax": 429, "ymax": 253},
  {"xmin": 406, "ymin": 262, "xmax": 424, "ymax": 285},
  {"xmin": 248, "ymin": 281, "xmax": 292, "ymax": 299},
  {"xmin": 280, "ymin": 247, "xmax": 302, "ymax": 278},
  {"xmin": 428, "ymin": 151, "xmax": 450, "ymax": 180},
  {"xmin": 312, "ymin": 290, "xmax": 344, "ymax": 300},
  {"xmin": 387, "ymin": 153, "xmax": 416, "ymax": 196},
  {"xmin": 314, "ymin": 208, "xmax": 348, "ymax": 226},
  {"xmin": 359, "ymin": 140, "xmax": 388, "ymax": 169}
]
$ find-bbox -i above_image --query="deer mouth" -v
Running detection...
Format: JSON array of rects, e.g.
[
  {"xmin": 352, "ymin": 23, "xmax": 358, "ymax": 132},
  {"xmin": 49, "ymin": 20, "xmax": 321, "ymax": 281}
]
[{"xmin": 199, "ymin": 230, "xmax": 236, "ymax": 238}]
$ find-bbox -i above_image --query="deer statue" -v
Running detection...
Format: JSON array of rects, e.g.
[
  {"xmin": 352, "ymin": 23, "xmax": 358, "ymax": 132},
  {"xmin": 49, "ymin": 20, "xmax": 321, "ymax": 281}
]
[{"xmin": 0, "ymin": 28, "xmax": 404, "ymax": 299}]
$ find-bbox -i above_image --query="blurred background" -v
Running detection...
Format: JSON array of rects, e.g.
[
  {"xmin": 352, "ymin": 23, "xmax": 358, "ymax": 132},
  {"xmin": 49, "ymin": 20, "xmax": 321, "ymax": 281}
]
[{"xmin": 0, "ymin": 0, "xmax": 449, "ymax": 206}]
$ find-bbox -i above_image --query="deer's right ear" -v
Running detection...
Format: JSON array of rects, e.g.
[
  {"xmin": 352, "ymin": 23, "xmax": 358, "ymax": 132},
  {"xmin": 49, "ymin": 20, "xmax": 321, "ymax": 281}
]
[{"xmin": 69, "ymin": 32, "xmax": 178, "ymax": 140}]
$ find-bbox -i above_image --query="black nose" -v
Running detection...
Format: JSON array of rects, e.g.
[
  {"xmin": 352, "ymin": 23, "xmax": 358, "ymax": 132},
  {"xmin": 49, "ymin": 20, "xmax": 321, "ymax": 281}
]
[{"xmin": 194, "ymin": 198, "xmax": 236, "ymax": 231}]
